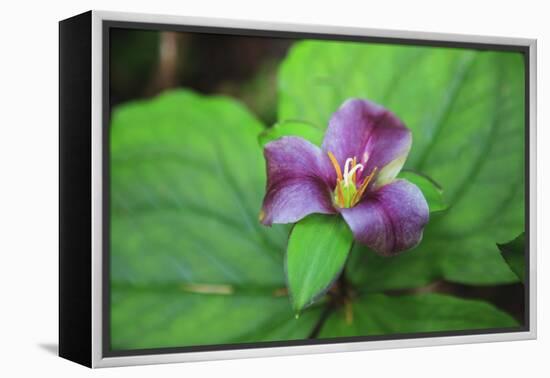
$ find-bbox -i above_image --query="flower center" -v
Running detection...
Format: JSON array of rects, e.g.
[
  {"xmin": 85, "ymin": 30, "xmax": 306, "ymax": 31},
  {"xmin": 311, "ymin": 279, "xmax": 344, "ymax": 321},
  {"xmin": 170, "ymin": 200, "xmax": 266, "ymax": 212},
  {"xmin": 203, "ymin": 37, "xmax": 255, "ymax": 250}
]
[{"xmin": 327, "ymin": 152, "xmax": 378, "ymax": 208}]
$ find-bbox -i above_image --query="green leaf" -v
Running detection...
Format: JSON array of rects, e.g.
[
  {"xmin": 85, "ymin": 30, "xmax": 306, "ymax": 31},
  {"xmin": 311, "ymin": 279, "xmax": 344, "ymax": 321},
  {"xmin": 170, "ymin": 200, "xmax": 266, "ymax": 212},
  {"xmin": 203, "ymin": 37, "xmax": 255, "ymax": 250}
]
[
  {"xmin": 279, "ymin": 41, "xmax": 525, "ymax": 286},
  {"xmin": 497, "ymin": 233, "xmax": 526, "ymax": 282},
  {"xmin": 345, "ymin": 243, "xmax": 439, "ymax": 293},
  {"xmin": 111, "ymin": 286, "xmax": 321, "ymax": 350},
  {"xmin": 319, "ymin": 293, "xmax": 519, "ymax": 338},
  {"xmin": 258, "ymin": 120, "xmax": 324, "ymax": 147},
  {"xmin": 398, "ymin": 171, "xmax": 447, "ymax": 212},
  {"xmin": 110, "ymin": 90, "xmax": 320, "ymax": 349},
  {"xmin": 286, "ymin": 214, "xmax": 354, "ymax": 313}
]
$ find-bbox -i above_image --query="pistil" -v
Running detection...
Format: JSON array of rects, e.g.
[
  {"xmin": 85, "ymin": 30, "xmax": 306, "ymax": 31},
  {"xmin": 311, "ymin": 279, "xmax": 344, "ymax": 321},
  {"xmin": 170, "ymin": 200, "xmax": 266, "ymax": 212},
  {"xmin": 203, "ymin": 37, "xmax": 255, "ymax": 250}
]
[{"xmin": 328, "ymin": 152, "xmax": 377, "ymax": 208}]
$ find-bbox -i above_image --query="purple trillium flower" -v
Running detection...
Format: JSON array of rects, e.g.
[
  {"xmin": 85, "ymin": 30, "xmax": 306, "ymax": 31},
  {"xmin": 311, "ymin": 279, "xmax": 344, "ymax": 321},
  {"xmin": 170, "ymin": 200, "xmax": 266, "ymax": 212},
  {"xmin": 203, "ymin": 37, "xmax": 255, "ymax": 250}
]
[{"xmin": 259, "ymin": 99, "xmax": 429, "ymax": 256}]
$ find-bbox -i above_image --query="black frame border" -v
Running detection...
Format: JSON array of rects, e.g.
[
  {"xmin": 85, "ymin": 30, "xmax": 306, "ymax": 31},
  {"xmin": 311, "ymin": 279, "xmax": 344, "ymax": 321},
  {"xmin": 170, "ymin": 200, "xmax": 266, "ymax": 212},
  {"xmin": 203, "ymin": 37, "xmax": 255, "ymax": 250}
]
[
  {"xmin": 101, "ymin": 19, "xmax": 531, "ymax": 359},
  {"xmin": 59, "ymin": 11, "xmax": 93, "ymax": 367}
]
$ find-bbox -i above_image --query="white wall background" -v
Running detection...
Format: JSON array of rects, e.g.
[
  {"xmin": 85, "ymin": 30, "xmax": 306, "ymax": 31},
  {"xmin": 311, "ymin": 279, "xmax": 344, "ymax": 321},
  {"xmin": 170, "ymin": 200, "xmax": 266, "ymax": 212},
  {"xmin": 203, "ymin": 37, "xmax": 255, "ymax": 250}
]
[{"xmin": 0, "ymin": 0, "xmax": 547, "ymax": 376}]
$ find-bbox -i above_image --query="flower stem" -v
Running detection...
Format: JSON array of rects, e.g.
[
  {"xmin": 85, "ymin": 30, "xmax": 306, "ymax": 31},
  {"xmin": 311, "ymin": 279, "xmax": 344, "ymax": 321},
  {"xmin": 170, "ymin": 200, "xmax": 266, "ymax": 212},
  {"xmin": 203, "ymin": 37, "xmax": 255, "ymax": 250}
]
[{"xmin": 308, "ymin": 246, "xmax": 356, "ymax": 337}]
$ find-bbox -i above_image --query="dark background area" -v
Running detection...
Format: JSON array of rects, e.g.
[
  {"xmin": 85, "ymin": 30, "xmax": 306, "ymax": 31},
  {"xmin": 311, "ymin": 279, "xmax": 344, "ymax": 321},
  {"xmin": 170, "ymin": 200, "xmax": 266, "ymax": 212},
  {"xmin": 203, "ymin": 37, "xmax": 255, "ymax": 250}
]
[{"xmin": 110, "ymin": 28, "xmax": 294, "ymax": 126}]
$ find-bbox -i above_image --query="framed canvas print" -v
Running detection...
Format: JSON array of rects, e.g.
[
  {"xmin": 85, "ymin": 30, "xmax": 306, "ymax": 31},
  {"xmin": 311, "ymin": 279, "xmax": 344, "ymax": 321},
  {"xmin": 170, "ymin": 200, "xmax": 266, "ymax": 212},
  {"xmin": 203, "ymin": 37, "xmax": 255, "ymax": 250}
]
[{"xmin": 59, "ymin": 10, "xmax": 537, "ymax": 368}]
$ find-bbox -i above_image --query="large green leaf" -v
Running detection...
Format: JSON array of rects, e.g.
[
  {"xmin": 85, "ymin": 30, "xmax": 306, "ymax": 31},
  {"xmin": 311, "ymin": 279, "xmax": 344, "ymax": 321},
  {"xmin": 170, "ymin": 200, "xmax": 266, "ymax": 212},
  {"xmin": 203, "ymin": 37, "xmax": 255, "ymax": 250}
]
[
  {"xmin": 286, "ymin": 214, "xmax": 353, "ymax": 313},
  {"xmin": 498, "ymin": 233, "xmax": 526, "ymax": 283},
  {"xmin": 259, "ymin": 120, "xmax": 324, "ymax": 147},
  {"xmin": 345, "ymin": 243, "xmax": 439, "ymax": 293},
  {"xmin": 111, "ymin": 286, "xmax": 320, "ymax": 350},
  {"xmin": 279, "ymin": 41, "xmax": 525, "ymax": 286},
  {"xmin": 319, "ymin": 293, "xmax": 518, "ymax": 338},
  {"xmin": 110, "ymin": 90, "xmax": 320, "ymax": 349}
]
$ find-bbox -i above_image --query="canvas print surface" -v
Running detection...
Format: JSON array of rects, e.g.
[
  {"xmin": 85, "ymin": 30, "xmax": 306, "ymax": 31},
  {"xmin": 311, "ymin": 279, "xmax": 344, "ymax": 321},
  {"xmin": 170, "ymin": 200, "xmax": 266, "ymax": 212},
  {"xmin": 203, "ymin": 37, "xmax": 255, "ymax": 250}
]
[{"xmin": 108, "ymin": 27, "xmax": 527, "ymax": 352}]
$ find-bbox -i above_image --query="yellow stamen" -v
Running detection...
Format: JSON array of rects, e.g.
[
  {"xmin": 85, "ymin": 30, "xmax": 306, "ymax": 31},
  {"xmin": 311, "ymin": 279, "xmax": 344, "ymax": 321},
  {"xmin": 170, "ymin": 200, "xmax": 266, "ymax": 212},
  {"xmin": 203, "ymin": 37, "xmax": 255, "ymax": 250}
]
[
  {"xmin": 351, "ymin": 167, "xmax": 378, "ymax": 206},
  {"xmin": 336, "ymin": 179, "xmax": 345, "ymax": 207},
  {"xmin": 327, "ymin": 151, "xmax": 343, "ymax": 181}
]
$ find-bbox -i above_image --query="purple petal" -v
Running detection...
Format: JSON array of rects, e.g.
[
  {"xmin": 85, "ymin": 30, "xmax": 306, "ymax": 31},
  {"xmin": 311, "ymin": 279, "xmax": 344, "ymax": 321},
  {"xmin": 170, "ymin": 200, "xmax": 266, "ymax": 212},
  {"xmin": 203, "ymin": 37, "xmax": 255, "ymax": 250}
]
[
  {"xmin": 260, "ymin": 137, "xmax": 336, "ymax": 225},
  {"xmin": 322, "ymin": 99, "xmax": 411, "ymax": 182},
  {"xmin": 340, "ymin": 179, "xmax": 429, "ymax": 255}
]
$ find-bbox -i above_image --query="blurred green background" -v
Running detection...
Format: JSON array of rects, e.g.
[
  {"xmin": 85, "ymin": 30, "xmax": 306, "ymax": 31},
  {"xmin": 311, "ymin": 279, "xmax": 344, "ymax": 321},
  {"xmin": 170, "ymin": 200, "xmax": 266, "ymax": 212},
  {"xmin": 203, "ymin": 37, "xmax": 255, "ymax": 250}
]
[{"xmin": 109, "ymin": 28, "xmax": 525, "ymax": 351}]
